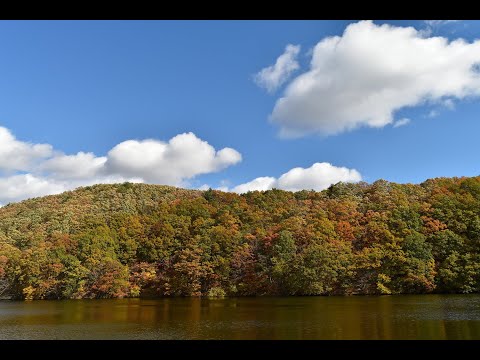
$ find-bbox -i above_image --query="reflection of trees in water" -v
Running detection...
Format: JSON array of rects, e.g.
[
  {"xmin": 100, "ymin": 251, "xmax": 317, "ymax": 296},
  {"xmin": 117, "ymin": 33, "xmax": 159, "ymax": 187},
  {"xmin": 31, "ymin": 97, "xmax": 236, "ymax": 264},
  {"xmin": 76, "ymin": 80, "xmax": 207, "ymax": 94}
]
[
  {"xmin": 0, "ymin": 278, "xmax": 8, "ymax": 297},
  {"xmin": 0, "ymin": 296, "xmax": 480, "ymax": 339}
]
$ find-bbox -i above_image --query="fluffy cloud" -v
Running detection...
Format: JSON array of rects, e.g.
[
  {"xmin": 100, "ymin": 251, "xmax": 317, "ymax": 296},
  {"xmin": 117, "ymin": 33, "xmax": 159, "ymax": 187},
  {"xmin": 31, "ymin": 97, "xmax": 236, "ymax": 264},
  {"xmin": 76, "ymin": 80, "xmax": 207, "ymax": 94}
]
[
  {"xmin": 276, "ymin": 162, "xmax": 362, "ymax": 192},
  {"xmin": 0, "ymin": 127, "xmax": 52, "ymax": 172},
  {"xmin": 0, "ymin": 174, "xmax": 66, "ymax": 205},
  {"xmin": 105, "ymin": 132, "xmax": 241, "ymax": 185},
  {"xmin": 0, "ymin": 174, "xmax": 144, "ymax": 206},
  {"xmin": 232, "ymin": 177, "xmax": 277, "ymax": 193},
  {"xmin": 40, "ymin": 152, "xmax": 107, "ymax": 179},
  {"xmin": 231, "ymin": 162, "xmax": 361, "ymax": 193},
  {"xmin": 254, "ymin": 44, "xmax": 300, "ymax": 93},
  {"xmin": 0, "ymin": 128, "xmax": 241, "ymax": 205},
  {"xmin": 270, "ymin": 20, "xmax": 480, "ymax": 137}
]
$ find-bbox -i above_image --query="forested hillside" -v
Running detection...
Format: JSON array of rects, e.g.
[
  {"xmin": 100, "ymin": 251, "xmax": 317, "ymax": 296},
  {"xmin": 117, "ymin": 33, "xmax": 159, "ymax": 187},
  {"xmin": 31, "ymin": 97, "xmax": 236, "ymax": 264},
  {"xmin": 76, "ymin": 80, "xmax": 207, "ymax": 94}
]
[{"xmin": 1, "ymin": 176, "xmax": 480, "ymax": 300}]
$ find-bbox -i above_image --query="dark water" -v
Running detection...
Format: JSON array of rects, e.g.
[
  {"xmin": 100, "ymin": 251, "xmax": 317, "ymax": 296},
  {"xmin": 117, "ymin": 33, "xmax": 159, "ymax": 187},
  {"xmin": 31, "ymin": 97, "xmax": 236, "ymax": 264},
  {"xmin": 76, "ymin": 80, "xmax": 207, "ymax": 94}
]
[{"xmin": 1, "ymin": 295, "xmax": 480, "ymax": 339}]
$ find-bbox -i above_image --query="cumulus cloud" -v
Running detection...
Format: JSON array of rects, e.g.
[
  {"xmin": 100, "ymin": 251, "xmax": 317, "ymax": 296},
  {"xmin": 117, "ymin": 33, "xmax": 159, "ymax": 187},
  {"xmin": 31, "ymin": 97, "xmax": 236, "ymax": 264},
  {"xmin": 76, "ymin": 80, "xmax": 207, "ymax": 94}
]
[
  {"xmin": 105, "ymin": 132, "xmax": 241, "ymax": 185},
  {"xmin": 232, "ymin": 177, "xmax": 277, "ymax": 193},
  {"xmin": 230, "ymin": 162, "xmax": 361, "ymax": 193},
  {"xmin": 0, "ymin": 174, "xmax": 145, "ymax": 205},
  {"xmin": 269, "ymin": 20, "xmax": 480, "ymax": 137},
  {"xmin": 0, "ymin": 174, "xmax": 66, "ymax": 205},
  {"xmin": 0, "ymin": 127, "xmax": 241, "ymax": 205},
  {"xmin": 40, "ymin": 152, "xmax": 107, "ymax": 179},
  {"xmin": 0, "ymin": 127, "xmax": 52, "ymax": 172},
  {"xmin": 254, "ymin": 44, "xmax": 301, "ymax": 93}
]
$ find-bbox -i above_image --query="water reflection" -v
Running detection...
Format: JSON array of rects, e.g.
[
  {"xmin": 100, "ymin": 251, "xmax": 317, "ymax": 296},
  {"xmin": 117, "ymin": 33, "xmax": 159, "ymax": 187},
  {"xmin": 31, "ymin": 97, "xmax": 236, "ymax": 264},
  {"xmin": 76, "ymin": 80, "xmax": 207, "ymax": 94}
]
[{"xmin": 0, "ymin": 295, "xmax": 480, "ymax": 339}]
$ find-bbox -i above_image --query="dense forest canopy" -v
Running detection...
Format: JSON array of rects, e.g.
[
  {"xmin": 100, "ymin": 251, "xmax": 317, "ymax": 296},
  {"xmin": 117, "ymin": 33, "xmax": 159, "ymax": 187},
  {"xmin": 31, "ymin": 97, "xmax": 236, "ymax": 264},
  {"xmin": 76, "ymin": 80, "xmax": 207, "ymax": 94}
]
[{"xmin": 1, "ymin": 176, "xmax": 480, "ymax": 300}]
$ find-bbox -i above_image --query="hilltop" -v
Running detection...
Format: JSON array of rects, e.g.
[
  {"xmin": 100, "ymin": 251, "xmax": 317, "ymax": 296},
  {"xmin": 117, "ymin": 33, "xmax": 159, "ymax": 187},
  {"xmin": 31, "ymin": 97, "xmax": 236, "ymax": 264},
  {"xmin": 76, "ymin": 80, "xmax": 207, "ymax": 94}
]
[{"xmin": 1, "ymin": 177, "xmax": 480, "ymax": 299}]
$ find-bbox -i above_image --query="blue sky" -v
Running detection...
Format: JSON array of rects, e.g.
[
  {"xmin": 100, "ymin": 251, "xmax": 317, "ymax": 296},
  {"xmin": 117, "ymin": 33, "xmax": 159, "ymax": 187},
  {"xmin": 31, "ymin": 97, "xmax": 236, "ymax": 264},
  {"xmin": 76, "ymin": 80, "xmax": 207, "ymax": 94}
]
[{"xmin": 0, "ymin": 20, "xmax": 479, "ymax": 204}]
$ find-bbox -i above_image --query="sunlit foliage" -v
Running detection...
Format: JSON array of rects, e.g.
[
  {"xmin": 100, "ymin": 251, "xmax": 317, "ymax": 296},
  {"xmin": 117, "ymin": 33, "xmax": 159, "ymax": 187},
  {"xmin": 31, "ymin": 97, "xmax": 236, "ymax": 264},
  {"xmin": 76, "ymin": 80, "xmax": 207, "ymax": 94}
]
[{"xmin": 0, "ymin": 177, "xmax": 479, "ymax": 299}]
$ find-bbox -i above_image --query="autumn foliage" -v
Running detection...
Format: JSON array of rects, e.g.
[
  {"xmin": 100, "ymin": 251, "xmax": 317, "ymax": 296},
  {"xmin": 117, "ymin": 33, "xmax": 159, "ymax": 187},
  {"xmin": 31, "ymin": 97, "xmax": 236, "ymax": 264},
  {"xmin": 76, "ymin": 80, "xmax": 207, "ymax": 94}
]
[{"xmin": 1, "ymin": 176, "xmax": 480, "ymax": 299}]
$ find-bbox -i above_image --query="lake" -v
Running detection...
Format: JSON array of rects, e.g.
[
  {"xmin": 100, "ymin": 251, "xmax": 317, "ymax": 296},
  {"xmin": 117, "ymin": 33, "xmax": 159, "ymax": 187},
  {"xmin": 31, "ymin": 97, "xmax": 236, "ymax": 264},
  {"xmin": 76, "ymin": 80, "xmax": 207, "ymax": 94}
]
[{"xmin": 0, "ymin": 295, "xmax": 480, "ymax": 339}]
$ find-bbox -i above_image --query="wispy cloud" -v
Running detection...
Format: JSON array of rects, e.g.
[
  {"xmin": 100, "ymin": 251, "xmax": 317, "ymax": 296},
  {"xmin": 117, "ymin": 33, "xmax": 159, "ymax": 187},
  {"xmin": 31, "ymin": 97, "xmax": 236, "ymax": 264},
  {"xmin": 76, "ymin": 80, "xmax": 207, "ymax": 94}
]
[
  {"xmin": 421, "ymin": 20, "xmax": 462, "ymax": 37},
  {"xmin": 424, "ymin": 20, "xmax": 460, "ymax": 27},
  {"xmin": 393, "ymin": 118, "xmax": 411, "ymax": 128},
  {"xmin": 254, "ymin": 44, "xmax": 301, "ymax": 93}
]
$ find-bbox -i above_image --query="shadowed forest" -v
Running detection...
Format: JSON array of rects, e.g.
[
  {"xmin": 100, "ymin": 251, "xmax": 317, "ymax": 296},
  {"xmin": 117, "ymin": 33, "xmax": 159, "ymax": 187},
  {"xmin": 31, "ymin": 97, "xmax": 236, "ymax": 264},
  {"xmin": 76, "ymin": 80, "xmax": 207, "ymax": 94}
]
[{"xmin": 1, "ymin": 176, "xmax": 480, "ymax": 300}]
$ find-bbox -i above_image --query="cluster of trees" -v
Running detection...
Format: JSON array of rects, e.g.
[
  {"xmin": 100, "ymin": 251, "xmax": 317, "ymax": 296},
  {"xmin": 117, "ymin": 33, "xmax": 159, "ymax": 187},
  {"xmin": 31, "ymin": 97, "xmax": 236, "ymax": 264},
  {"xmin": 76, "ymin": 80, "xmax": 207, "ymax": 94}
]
[{"xmin": 0, "ymin": 176, "xmax": 479, "ymax": 300}]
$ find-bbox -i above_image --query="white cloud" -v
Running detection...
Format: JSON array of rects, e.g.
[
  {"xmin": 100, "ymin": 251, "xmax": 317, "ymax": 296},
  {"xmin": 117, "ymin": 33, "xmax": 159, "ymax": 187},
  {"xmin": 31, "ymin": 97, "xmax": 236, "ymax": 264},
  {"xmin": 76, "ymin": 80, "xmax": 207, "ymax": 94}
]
[
  {"xmin": 420, "ymin": 21, "xmax": 461, "ymax": 37},
  {"xmin": 424, "ymin": 20, "xmax": 460, "ymax": 27},
  {"xmin": 0, "ymin": 174, "xmax": 144, "ymax": 205},
  {"xmin": 0, "ymin": 127, "xmax": 242, "ymax": 205},
  {"xmin": 0, "ymin": 174, "xmax": 66, "ymax": 205},
  {"xmin": 215, "ymin": 186, "xmax": 229, "ymax": 192},
  {"xmin": 231, "ymin": 162, "xmax": 361, "ymax": 193},
  {"xmin": 40, "ymin": 152, "xmax": 107, "ymax": 179},
  {"xmin": 199, "ymin": 179, "xmax": 231, "ymax": 192},
  {"xmin": 254, "ymin": 44, "xmax": 301, "ymax": 93},
  {"xmin": 276, "ymin": 162, "xmax": 362, "ymax": 192},
  {"xmin": 393, "ymin": 118, "xmax": 411, "ymax": 128},
  {"xmin": 105, "ymin": 132, "xmax": 241, "ymax": 185},
  {"xmin": 0, "ymin": 127, "xmax": 52, "ymax": 172},
  {"xmin": 232, "ymin": 177, "xmax": 277, "ymax": 193},
  {"xmin": 198, "ymin": 184, "xmax": 230, "ymax": 192},
  {"xmin": 269, "ymin": 20, "xmax": 480, "ymax": 137}
]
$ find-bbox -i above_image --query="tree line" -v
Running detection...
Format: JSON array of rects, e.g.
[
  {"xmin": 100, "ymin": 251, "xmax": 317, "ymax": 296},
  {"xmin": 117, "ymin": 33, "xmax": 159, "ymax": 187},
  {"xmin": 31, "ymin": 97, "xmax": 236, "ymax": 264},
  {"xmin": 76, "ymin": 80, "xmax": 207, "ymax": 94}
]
[{"xmin": 0, "ymin": 176, "xmax": 479, "ymax": 300}]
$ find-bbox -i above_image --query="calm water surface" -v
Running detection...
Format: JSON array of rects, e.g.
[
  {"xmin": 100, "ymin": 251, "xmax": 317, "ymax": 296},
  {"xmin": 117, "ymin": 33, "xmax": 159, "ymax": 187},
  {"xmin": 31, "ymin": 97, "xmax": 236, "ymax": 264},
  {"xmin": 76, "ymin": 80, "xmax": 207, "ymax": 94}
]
[{"xmin": 1, "ymin": 295, "xmax": 480, "ymax": 339}]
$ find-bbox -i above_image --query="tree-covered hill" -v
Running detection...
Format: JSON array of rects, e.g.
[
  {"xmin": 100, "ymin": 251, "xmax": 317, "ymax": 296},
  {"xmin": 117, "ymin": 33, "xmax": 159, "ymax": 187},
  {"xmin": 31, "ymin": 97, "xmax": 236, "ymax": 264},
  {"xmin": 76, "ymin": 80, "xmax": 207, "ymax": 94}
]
[{"xmin": 1, "ymin": 177, "xmax": 480, "ymax": 299}]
